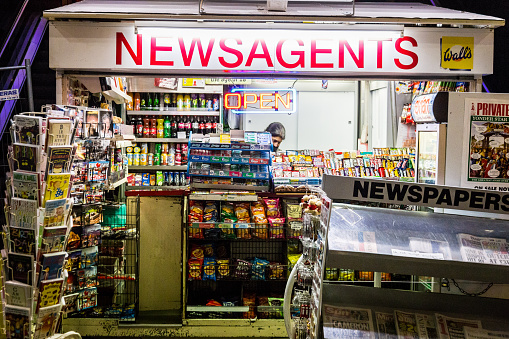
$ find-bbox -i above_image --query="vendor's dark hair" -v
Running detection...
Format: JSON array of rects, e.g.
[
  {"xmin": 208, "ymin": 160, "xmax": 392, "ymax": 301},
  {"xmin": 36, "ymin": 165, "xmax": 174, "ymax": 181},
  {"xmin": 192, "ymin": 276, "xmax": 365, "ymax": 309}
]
[{"xmin": 265, "ymin": 122, "xmax": 286, "ymax": 140}]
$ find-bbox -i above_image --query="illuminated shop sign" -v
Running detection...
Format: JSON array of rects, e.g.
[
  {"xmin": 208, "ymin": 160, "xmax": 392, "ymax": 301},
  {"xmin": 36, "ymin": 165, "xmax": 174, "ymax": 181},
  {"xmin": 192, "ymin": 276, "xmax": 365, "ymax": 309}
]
[{"xmin": 224, "ymin": 88, "xmax": 296, "ymax": 114}]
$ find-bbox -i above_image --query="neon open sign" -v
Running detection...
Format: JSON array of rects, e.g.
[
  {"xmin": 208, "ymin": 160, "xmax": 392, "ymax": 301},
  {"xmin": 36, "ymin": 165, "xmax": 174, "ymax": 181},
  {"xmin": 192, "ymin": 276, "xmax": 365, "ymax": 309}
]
[{"xmin": 224, "ymin": 88, "xmax": 296, "ymax": 114}]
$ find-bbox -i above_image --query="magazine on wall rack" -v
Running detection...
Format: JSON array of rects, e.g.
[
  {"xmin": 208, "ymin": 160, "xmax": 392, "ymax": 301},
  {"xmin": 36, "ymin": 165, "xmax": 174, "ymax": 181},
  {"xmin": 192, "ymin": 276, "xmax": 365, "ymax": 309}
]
[
  {"xmin": 322, "ymin": 304, "xmax": 375, "ymax": 339},
  {"xmin": 457, "ymin": 233, "xmax": 509, "ymax": 265},
  {"xmin": 464, "ymin": 327, "xmax": 509, "ymax": 339},
  {"xmin": 436, "ymin": 313, "xmax": 482, "ymax": 339}
]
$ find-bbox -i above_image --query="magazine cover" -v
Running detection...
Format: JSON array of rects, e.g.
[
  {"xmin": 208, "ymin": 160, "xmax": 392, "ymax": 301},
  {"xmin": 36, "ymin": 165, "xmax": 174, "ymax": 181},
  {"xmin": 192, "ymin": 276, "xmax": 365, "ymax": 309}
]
[
  {"xmin": 322, "ymin": 304, "xmax": 375, "ymax": 339},
  {"xmin": 12, "ymin": 171, "xmax": 39, "ymax": 203},
  {"xmin": 37, "ymin": 278, "xmax": 64, "ymax": 310},
  {"xmin": 33, "ymin": 303, "xmax": 63, "ymax": 339},
  {"xmin": 8, "ymin": 253, "xmax": 34, "ymax": 285},
  {"xmin": 12, "ymin": 143, "xmax": 39, "ymax": 172},
  {"xmin": 46, "ymin": 145, "xmax": 73, "ymax": 178},
  {"xmin": 9, "ymin": 198, "xmax": 38, "ymax": 229},
  {"xmin": 38, "ymin": 252, "xmax": 66, "ymax": 285},
  {"xmin": 436, "ymin": 313, "xmax": 482, "ymax": 339},
  {"xmin": 85, "ymin": 110, "xmax": 100, "ymax": 137},
  {"xmin": 9, "ymin": 227, "xmax": 37, "ymax": 255},
  {"xmin": 5, "ymin": 305, "xmax": 31, "ymax": 339},
  {"xmin": 4, "ymin": 281, "xmax": 32, "ymax": 307},
  {"xmin": 99, "ymin": 110, "xmax": 113, "ymax": 138},
  {"xmin": 43, "ymin": 173, "xmax": 71, "ymax": 207},
  {"xmin": 42, "ymin": 198, "xmax": 71, "ymax": 228},
  {"xmin": 13, "ymin": 115, "xmax": 42, "ymax": 145}
]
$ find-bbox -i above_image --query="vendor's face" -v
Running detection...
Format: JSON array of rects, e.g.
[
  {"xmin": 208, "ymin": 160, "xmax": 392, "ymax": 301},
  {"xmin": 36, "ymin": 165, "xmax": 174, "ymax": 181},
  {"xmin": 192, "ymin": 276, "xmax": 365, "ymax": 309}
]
[{"xmin": 272, "ymin": 136, "xmax": 283, "ymax": 151}]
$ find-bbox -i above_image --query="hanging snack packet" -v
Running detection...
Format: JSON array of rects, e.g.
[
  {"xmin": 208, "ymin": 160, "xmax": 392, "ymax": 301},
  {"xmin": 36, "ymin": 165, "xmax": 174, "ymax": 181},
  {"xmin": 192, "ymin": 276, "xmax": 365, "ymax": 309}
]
[
  {"xmin": 188, "ymin": 258, "xmax": 202, "ymax": 280},
  {"xmin": 220, "ymin": 228, "xmax": 236, "ymax": 239},
  {"xmin": 251, "ymin": 200, "xmax": 268, "ymax": 224},
  {"xmin": 268, "ymin": 297, "xmax": 284, "ymax": 318},
  {"xmin": 252, "ymin": 224, "xmax": 267, "ymax": 239},
  {"xmin": 189, "ymin": 201, "xmax": 204, "ymax": 222},
  {"xmin": 221, "ymin": 203, "xmax": 237, "ymax": 223},
  {"xmin": 263, "ymin": 198, "xmax": 280, "ymax": 217},
  {"xmin": 217, "ymin": 259, "xmax": 230, "ymax": 280},
  {"xmin": 190, "ymin": 244, "xmax": 204, "ymax": 260},
  {"xmin": 203, "ymin": 243, "xmax": 215, "ymax": 257},
  {"xmin": 251, "ymin": 258, "xmax": 270, "ymax": 280},
  {"xmin": 203, "ymin": 257, "xmax": 216, "ymax": 281},
  {"xmin": 204, "ymin": 202, "xmax": 219, "ymax": 222},
  {"xmin": 234, "ymin": 203, "xmax": 250, "ymax": 221},
  {"xmin": 234, "ymin": 259, "xmax": 251, "ymax": 280},
  {"xmin": 188, "ymin": 228, "xmax": 204, "ymax": 239},
  {"xmin": 269, "ymin": 262, "xmax": 285, "ymax": 280},
  {"xmin": 236, "ymin": 228, "xmax": 251, "ymax": 240}
]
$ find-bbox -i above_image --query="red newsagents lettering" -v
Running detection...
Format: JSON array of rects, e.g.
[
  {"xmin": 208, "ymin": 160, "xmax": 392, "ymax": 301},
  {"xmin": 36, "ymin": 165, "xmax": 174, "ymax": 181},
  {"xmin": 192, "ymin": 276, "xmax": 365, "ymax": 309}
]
[{"xmin": 115, "ymin": 32, "xmax": 419, "ymax": 70}]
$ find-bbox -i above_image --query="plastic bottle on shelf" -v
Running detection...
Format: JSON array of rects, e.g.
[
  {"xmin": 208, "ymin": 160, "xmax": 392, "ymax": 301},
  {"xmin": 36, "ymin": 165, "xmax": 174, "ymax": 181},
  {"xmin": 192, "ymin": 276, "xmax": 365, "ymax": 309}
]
[
  {"xmin": 175, "ymin": 144, "xmax": 182, "ymax": 165},
  {"xmin": 191, "ymin": 94, "xmax": 198, "ymax": 109},
  {"xmin": 171, "ymin": 116, "xmax": 177, "ymax": 138},
  {"xmin": 184, "ymin": 94, "xmax": 191, "ymax": 111},
  {"xmin": 135, "ymin": 116, "xmax": 143, "ymax": 138},
  {"xmin": 205, "ymin": 116, "xmax": 212, "ymax": 134},
  {"xmin": 154, "ymin": 93, "xmax": 160, "ymax": 111},
  {"xmin": 147, "ymin": 93, "xmax": 153, "ymax": 111},
  {"xmin": 134, "ymin": 92, "xmax": 141, "ymax": 111},
  {"xmin": 185, "ymin": 115, "xmax": 192, "ymax": 138},
  {"xmin": 126, "ymin": 92, "xmax": 133, "ymax": 111},
  {"xmin": 205, "ymin": 94, "xmax": 213, "ymax": 111},
  {"xmin": 192, "ymin": 115, "xmax": 199, "ymax": 134},
  {"xmin": 198, "ymin": 116, "xmax": 205, "ymax": 135},
  {"xmin": 168, "ymin": 144, "xmax": 176, "ymax": 165},
  {"xmin": 143, "ymin": 115, "xmax": 150, "ymax": 137},
  {"xmin": 213, "ymin": 116, "xmax": 218, "ymax": 133},
  {"xmin": 150, "ymin": 115, "xmax": 157, "ymax": 137},
  {"xmin": 163, "ymin": 115, "xmax": 171, "ymax": 138},
  {"xmin": 198, "ymin": 93, "xmax": 206, "ymax": 108},
  {"xmin": 177, "ymin": 116, "xmax": 185, "ymax": 135},
  {"xmin": 140, "ymin": 93, "xmax": 146, "ymax": 110},
  {"xmin": 213, "ymin": 95, "xmax": 219, "ymax": 111},
  {"xmin": 171, "ymin": 93, "xmax": 177, "ymax": 108},
  {"xmin": 157, "ymin": 116, "xmax": 165, "ymax": 138},
  {"xmin": 164, "ymin": 93, "xmax": 170, "ymax": 111},
  {"xmin": 177, "ymin": 94, "xmax": 184, "ymax": 111}
]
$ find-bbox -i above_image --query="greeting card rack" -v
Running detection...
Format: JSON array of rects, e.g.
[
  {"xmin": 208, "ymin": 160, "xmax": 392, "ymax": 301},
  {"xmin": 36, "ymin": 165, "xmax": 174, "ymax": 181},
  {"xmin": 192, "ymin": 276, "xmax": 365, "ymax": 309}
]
[{"xmin": 2, "ymin": 110, "xmax": 78, "ymax": 338}]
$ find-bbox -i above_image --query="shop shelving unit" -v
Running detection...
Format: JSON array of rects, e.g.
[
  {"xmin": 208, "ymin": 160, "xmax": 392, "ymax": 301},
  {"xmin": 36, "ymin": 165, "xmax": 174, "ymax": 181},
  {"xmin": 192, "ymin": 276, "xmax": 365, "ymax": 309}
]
[{"xmin": 187, "ymin": 137, "xmax": 272, "ymax": 192}]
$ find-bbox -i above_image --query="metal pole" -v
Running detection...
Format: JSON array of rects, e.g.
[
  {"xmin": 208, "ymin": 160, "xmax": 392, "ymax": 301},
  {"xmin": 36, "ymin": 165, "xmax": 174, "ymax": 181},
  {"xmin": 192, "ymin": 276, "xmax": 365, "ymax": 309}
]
[{"xmin": 25, "ymin": 59, "xmax": 34, "ymax": 112}]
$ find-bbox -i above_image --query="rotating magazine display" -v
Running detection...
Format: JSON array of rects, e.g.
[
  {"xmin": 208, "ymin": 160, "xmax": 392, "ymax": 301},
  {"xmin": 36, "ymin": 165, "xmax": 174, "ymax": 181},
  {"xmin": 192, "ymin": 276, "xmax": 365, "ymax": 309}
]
[{"xmin": 3, "ymin": 111, "xmax": 77, "ymax": 338}]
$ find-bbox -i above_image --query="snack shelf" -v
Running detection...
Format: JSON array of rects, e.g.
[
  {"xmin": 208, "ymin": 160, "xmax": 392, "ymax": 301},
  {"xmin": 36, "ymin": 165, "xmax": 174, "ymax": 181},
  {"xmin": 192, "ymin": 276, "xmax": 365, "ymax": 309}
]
[
  {"xmin": 133, "ymin": 137, "xmax": 189, "ymax": 143},
  {"xmin": 191, "ymin": 183, "xmax": 270, "ymax": 191},
  {"xmin": 189, "ymin": 194, "xmax": 258, "ymax": 202},
  {"xmin": 273, "ymin": 178, "xmax": 322, "ymax": 185},
  {"xmin": 186, "ymin": 306, "xmax": 249, "ymax": 312},
  {"xmin": 189, "ymin": 222, "xmax": 272, "ymax": 229},
  {"xmin": 189, "ymin": 142, "xmax": 272, "ymax": 151},
  {"xmin": 189, "ymin": 155, "xmax": 270, "ymax": 165},
  {"xmin": 125, "ymin": 185, "xmax": 188, "ymax": 190},
  {"xmin": 128, "ymin": 109, "xmax": 220, "ymax": 116},
  {"xmin": 129, "ymin": 165, "xmax": 188, "ymax": 171},
  {"xmin": 188, "ymin": 171, "xmax": 270, "ymax": 179}
]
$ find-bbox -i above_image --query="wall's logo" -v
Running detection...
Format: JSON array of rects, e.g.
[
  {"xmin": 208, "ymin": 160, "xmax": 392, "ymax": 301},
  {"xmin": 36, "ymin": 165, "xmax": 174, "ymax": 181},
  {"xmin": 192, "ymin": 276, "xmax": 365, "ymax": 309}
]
[{"xmin": 441, "ymin": 36, "xmax": 474, "ymax": 70}]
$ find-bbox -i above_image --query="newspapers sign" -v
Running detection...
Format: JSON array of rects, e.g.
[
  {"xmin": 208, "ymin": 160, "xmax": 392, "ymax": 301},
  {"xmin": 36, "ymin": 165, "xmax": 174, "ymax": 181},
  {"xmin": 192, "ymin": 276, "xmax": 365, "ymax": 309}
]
[
  {"xmin": 322, "ymin": 175, "xmax": 509, "ymax": 214},
  {"xmin": 0, "ymin": 89, "xmax": 19, "ymax": 101}
]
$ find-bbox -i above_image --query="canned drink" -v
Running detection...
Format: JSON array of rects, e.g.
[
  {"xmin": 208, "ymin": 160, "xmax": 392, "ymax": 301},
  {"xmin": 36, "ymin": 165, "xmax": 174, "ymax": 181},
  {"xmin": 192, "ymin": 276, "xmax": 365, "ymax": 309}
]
[
  {"xmin": 140, "ymin": 153, "xmax": 148, "ymax": 166},
  {"xmin": 180, "ymin": 172, "xmax": 187, "ymax": 186},
  {"xmin": 174, "ymin": 171, "xmax": 181, "ymax": 186},
  {"xmin": 154, "ymin": 153, "xmax": 160, "ymax": 166},
  {"xmin": 133, "ymin": 153, "xmax": 140, "ymax": 166},
  {"xmin": 163, "ymin": 171, "xmax": 170, "ymax": 186},
  {"xmin": 127, "ymin": 153, "xmax": 133, "ymax": 166},
  {"xmin": 141, "ymin": 143, "xmax": 148, "ymax": 154},
  {"xmin": 155, "ymin": 143, "xmax": 162, "ymax": 154},
  {"xmin": 169, "ymin": 172, "xmax": 175, "ymax": 186},
  {"xmin": 161, "ymin": 153, "xmax": 168, "ymax": 166},
  {"xmin": 150, "ymin": 173, "xmax": 156, "ymax": 186},
  {"xmin": 156, "ymin": 171, "xmax": 164, "ymax": 186},
  {"xmin": 133, "ymin": 146, "xmax": 141, "ymax": 154},
  {"xmin": 148, "ymin": 153, "xmax": 154, "ymax": 166}
]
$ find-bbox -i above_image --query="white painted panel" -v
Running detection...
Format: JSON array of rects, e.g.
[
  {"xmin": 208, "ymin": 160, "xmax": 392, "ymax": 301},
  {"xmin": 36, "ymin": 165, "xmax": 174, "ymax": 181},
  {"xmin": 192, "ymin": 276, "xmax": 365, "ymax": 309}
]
[
  {"xmin": 370, "ymin": 86, "xmax": 388, "ymax": 149},
  {"xmin": 297, "ymin": 91, "xmax": 356, "ymax": 150}
]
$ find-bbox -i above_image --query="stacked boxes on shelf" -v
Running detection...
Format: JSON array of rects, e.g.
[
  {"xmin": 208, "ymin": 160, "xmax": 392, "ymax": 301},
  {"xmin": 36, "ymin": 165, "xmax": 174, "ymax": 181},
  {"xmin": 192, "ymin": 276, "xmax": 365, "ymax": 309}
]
[{"xmin": 3, "ymin": 112, "xmax": 76, "ymax": 338}]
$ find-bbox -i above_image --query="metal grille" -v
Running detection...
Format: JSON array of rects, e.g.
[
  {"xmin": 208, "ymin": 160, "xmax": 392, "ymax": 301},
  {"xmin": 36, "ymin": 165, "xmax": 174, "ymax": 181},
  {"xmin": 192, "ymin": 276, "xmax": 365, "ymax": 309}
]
[{"xmin": 98, "ymin": 197, "xmax": 139, "ymax": 321}]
